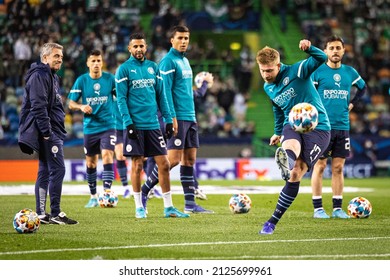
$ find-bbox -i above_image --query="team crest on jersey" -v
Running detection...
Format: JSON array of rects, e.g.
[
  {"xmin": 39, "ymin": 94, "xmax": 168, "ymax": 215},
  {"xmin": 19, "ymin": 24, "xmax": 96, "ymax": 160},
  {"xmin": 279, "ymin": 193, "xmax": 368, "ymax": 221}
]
[
  {"xmin": 283, "ymin": 77, "xmax": 289, "ymax": 86},
  {"xmin": 126, "ymin": 144, "xmax": 133, "ymax": 152},
  {"xmin": 148, "ymin": 67, "xmax": 155, "ymax": 75},
  {"xmin": 51, "ymin": 145, "xmax": 59, "ymax": 154},
  {"xmin": 333, "ymin": 74, "xmax": 341, "ymax": 87},
  {"xmin": 333, "ymin": 74, "xmax": 341, "ymax": 82},
  {"xmin": 93, "ymin": 83, "xmax": 101, "ymax": 95},
  {"xmin": 174, "ymin": 139, "xmax": 182, "ymax": 146}
]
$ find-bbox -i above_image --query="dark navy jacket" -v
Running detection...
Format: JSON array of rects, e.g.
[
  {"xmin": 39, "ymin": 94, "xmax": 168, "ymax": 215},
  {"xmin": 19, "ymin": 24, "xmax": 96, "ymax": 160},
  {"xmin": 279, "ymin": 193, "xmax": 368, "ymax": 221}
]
[{"xmin": 18, "ymin": 62, "xmax": 67, "ymax": 154}]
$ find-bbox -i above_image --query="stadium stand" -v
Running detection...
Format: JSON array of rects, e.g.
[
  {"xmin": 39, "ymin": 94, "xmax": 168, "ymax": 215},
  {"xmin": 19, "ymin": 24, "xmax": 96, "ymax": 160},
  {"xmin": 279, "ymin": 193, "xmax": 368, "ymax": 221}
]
[
  {"xmin": 0, "ymin": 0, "xmax": 259, "ymax": 146},
  {"xmin": 0, "ymin": 1, "xmax": 389, "ymax": 167}
]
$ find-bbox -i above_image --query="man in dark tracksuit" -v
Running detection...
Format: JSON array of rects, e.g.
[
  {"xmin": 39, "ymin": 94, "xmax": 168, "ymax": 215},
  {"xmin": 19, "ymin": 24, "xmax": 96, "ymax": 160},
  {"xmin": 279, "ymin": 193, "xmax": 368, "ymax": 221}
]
[{"xmin": 18, "ymin": 43, "xmax": 77, "ymax": 225}]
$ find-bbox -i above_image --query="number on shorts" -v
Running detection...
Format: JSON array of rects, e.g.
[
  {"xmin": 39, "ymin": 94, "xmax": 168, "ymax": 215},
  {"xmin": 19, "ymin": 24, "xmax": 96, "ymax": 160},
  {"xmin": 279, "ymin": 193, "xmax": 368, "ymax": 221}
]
[
  {"xmin": 345, "ymin": 137, "xmax": 350, "ymax": 151},
  {"xmin": 159, "ymin": 136, "xmax": 166, "ymax": 148},
  {"xmin": 110, "ymin": 135, "xmax": 117, "ymax": 146},
  {"xmin": 310, "ymin": 144, "xmax": 322, "ymax": 162}
]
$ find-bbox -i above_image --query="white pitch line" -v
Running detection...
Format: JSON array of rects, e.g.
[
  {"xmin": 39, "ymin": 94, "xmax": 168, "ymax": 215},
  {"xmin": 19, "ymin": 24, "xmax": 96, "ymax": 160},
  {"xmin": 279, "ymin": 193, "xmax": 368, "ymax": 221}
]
[
  {"xmin": 1, "ymin": 236, "xmax": 388, "ymax": 256},
  {"xmin": 0, "ymin": 185, "xmax": 374, "ymax": 195},
  {"xmin": 175, "ymin": 253, "xmax": 390, "ymax": 260}
]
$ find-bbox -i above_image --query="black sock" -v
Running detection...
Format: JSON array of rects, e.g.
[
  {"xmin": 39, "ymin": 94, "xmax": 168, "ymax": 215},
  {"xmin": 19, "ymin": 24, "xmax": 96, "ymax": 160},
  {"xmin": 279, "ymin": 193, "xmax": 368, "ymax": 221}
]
[
  {"xmin": 312, "ymin": 197, "xmax": 323, "ymax": 211},
  {"xmin": 332, "ymin": 197, "xmax": 343, "ymax": 210}
]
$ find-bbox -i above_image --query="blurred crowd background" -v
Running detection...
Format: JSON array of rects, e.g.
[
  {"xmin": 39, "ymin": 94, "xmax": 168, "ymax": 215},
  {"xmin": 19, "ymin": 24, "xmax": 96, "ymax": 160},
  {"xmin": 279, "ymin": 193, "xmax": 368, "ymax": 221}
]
[{"xmin": 0, "ymin": 0, "xmax": 389, "ymax": 155}]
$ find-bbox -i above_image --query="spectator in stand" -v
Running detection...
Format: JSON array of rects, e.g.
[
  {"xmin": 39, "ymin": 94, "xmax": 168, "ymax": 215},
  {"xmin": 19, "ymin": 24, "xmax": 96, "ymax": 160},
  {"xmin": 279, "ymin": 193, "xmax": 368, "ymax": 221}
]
[
  {"xmin": 14, "ymin": 32, "xmax": 32, "ymax": 87},
  {"xmin": 234, "ymin": 44, "xmax": 256, "ymax": 99}
]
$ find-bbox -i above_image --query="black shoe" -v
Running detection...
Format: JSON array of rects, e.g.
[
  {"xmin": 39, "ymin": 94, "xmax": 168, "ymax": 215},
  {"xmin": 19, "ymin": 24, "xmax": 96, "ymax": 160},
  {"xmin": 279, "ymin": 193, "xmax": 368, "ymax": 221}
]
[
  {"xmin": 49, "ymin": 212, "xmax": 78, "ymax": 225},
  {"xmin": 38, "ymin": 213, "xmax": 50, "ymax": 224}
]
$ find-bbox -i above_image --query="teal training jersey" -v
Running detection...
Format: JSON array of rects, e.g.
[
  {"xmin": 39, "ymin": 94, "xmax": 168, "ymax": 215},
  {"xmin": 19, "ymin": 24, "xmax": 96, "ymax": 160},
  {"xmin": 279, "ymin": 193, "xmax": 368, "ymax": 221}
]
[
  {"xmin": 68, "ymin": 72, "xmax": 116, "ymax": 134},
  {"xmin": 113, "ymin": 97, "xmax": 125, "ymax": 130},
  {"xmin": 159, "ymin": 47, "xmax": 195, "ymax": 122},
  {"xmin": 312, "ymin": 64, "xmax": 365, "ymax": 130},
  {"xmin": 264, "ymin": 46, "xmax": 331, "ymax": 135},
  {"xmin": 115, "ymin": 56, "xmax": 172, "ymax": 130}
]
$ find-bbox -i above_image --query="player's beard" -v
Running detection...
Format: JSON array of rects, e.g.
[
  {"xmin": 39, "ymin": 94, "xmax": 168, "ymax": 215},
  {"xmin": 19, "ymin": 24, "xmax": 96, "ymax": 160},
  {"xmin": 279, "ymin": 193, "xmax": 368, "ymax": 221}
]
[
  {"xmin": 135, "ymin": 52, "xmax": 144, "ymax": 60},
  {"xmin": 329, "ymin": 55, "xmax": 341, "ymax": 63}
]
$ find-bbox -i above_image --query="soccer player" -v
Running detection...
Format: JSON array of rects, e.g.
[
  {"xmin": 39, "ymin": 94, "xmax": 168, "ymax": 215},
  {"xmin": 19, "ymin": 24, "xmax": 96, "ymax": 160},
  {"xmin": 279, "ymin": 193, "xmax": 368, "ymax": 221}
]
[
  {"xmin": 310, "ymin": 35, "xmax": 367, "ymax": 219},
  {"xmin": 68, "ymin": 49, "xmax": 116, "ymax": 208},
  {"xmin": 115, "ymin": 32, "xmax": 189, "ymax": 219},
  {"xmin": 141, "ymin": 25, "xmax": 214, "ymax": 214},
  {"xmin": 256, "ymin": 39, "xmax": 331, "ymax": 235},
  {"xmin": 141, "ymin": 73, "xmax": 214, "ymax": 204},
  {"xmin": 18, "ymin": 43, "xmax": 78, "ymax": 225},
  {"xmin": 113, "ymin": 96, "xmax": 131, "ymax": 198}
]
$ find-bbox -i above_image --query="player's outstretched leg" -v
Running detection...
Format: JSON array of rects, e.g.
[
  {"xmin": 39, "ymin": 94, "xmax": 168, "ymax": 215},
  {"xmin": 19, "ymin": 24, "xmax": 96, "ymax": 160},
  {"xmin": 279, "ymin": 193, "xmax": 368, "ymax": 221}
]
[{"xmin": 259, "ymin": 181, "xmax": 300, "ymax": 235}]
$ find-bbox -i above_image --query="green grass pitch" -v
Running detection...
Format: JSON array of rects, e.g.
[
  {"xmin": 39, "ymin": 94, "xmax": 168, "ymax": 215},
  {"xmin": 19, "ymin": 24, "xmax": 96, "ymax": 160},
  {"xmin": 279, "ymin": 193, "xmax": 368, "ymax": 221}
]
[{"xmin": 0, "ymin": 178, "xmax": 389, "ymax": 260}]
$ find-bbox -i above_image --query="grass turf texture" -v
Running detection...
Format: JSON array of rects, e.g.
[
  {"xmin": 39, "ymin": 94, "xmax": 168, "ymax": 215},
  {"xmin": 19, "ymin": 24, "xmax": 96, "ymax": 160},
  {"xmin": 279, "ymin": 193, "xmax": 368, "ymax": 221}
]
[{"xmin": 0, "ymin": 178, "xmax": 389, "ymax": 260}]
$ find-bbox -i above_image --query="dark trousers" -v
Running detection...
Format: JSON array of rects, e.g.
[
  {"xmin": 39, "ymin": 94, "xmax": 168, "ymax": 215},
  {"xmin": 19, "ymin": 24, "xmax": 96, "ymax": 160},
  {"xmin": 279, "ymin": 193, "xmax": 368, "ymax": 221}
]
[{"xmin": 35, "ymin": 133, "xmax": 65, "ymax": 217}]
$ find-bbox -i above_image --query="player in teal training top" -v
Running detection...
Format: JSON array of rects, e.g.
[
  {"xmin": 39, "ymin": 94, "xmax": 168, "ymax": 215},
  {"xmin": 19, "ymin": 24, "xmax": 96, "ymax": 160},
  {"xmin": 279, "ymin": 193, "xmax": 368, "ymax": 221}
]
[
  {"xmin": 68, "ymin": 49, "xmax": 116, "ymax": 208},
  {"xmin": 256, "ymin": 40, "xmax": 331, "ymax": 235},
  {"xmin": 310, "ymin": 35, "xmax": 367, "ymax": 219},
  {"xmin": 140, "ymin": 25, "xmax": 214, "ymax": 214},
  {"xmin": 113, "ymin": 96, "xmax": 131, "ymax": 199},
  {"xmin": 115, "ymin": 32, "xmax": 188, "ymax": 219}
]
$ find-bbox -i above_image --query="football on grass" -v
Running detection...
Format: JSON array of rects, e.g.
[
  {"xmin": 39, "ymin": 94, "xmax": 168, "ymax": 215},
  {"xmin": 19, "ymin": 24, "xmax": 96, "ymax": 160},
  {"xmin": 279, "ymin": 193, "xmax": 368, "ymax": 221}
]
[
  {"xmin": 229, "ymin": 193, "xmax": 252, "ymax": 214},
  {"xmin": 13, "ymin": 208, "xmax": 40, "ymax": 234},
  {"xmin": 347, "ymin": 196, "xmax": 372, "ymax": 218},
  {"xmin": 98, "ymin": 189, "xmax": 118, "ymax": 208}
]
